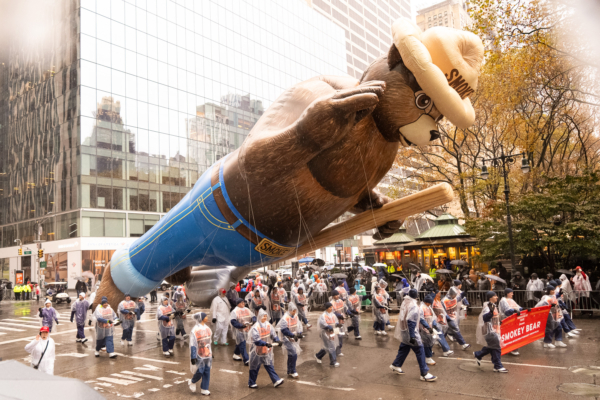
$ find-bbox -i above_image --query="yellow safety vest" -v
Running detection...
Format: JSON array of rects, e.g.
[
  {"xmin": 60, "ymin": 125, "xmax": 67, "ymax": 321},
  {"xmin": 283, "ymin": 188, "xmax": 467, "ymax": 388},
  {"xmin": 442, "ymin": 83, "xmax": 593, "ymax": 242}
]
[
  {"xmin": 387, "ymin": 265, "xmax": 395, "ymax": 274},
  {"xmin": 429, "ymin": 268, "xmax": 437, "ymax": 279},
  {"xmin": 13, "ymin": 285, "xmax": 20, "ymax": 293}
]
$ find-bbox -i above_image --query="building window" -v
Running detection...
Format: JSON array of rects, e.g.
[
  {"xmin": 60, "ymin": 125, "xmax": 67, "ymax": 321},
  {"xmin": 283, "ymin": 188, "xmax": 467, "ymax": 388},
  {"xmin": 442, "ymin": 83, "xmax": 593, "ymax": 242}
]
[{"xmin": 129, "ymin": 214, "xmax": 160, "ymax": 237}]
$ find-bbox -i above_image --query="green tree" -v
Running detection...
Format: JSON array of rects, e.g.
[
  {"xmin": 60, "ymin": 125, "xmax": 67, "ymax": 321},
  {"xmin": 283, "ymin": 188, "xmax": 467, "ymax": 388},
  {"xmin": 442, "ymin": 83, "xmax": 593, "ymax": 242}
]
[{"xmin": 466, "ymin": 172, "xmax": 600, "ymax": 270}]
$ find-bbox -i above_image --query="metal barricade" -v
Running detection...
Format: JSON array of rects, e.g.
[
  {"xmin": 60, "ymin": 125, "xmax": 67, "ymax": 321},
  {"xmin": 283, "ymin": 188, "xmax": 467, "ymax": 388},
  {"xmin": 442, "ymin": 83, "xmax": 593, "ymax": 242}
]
[
  {"xmin": 0, "ymin": 289, "xmax": 14, "ymax": 301},
  {"xmin": 571, "ymin": 291, "xmax": 600, "ymax": 314}
]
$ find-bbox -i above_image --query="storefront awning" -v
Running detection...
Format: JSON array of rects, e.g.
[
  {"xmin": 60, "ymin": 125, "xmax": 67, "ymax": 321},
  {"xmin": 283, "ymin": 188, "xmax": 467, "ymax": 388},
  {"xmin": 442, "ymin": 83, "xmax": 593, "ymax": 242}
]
[{"xmin": 402, "ymin": 237, "xmax": 477, "ymax": 249}]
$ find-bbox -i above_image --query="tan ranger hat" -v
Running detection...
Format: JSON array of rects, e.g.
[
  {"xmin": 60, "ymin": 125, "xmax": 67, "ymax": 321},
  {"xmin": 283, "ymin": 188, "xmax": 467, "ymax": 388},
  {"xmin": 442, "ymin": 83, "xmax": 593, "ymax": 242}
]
[{"xmin": 392, "ymin": 18, "xmax": 484, "ymax": 142}]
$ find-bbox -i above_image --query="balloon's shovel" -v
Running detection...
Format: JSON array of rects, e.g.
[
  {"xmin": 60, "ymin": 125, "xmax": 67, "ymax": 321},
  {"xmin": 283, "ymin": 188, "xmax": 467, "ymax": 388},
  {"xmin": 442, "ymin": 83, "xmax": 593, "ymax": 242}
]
[{"xmin": 284, "ymin": 183, "xmax": 454, "ymax": 259}]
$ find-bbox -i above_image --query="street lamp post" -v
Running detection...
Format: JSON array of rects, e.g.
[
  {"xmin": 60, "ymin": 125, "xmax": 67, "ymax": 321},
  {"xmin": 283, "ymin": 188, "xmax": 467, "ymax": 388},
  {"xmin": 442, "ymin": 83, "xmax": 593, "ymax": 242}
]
[{"xmin": 480, "ymin": 145, "xmax": 530, "ymax": 274}]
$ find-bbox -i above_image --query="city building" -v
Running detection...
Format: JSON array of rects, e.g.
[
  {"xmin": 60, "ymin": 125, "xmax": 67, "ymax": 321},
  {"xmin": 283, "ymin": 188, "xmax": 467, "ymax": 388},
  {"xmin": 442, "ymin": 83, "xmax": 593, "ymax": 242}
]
[
  {"xmin": 416, "ymin": 0, "xmax": 471, "ymax": 32},
  {"xmin": 306, "ymin": 0, "xmax": 412, "ymax": 79},
  {"xmin": 0, "ymin": 0, "xmax": 347, "ymax": 285}
]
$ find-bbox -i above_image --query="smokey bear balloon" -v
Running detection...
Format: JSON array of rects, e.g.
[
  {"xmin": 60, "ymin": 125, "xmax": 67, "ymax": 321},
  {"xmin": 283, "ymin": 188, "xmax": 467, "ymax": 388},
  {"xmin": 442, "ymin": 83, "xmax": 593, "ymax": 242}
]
[{"xmin": 97, "ymin": 19, "xmax": 483, "ymax": 307}]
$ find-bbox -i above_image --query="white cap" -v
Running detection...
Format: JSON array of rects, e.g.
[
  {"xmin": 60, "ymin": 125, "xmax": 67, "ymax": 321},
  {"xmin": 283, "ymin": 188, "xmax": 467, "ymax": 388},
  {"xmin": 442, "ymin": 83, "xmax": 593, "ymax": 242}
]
[{"xmin": 79, "ymin": 292, "xmax": 85, "ymax": 298}]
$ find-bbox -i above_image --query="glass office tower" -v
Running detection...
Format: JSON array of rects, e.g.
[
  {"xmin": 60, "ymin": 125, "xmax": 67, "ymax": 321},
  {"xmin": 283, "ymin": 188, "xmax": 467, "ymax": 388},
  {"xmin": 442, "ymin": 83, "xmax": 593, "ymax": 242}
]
[{"xmin": 0, "ymin": 0, "xmax": 346, "ymax": 285}]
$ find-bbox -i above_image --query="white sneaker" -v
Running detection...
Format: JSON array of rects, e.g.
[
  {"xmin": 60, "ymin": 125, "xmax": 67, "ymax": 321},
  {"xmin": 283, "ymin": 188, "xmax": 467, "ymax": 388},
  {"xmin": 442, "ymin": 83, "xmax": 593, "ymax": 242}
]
[
  {"xmin": 233, "ymin": 354, "xmax": 242, "ymax": 361},
  {"xmin": 494, "ymin": 368, "xmax": 508, "ymax": 373},
  {"xmin": 164, "ymin": 351, "xmax": 171, "ymax": 356},
  {"xmin": 168, "ymin": 349, "xmax": 174, "ymax": 354},
  {"xmin": 555, "ymin": 341, "xmax": 567, "ymax": 347},
  {"xmin": 82, "ymin": 338, "xmax": 88, "ymax": 343},
  {"xmin": 374, "ymin": 331, "xmax": 380, "ymax": 335},
  {"xmin": 76, "ymin": 339, "xmax": 81, "ymax": 343},
  {"xmin": 289, "ymin": 372, "xmax": 299, "ymax": 378},
  {"xmin": 188, "ymin": 379, "xmax": 197, "ymax": 393},
  {"xmin": 109, "ymin": 353, "xmax": 117, "ymax": 358},
  {"xmin": 389, "ymin": 365, "xmax": 404, "ymax": 374},
  {"xmin": 543, "ymin": 343, "xmax": 556, "ymax": 349},
  {"xmin": 183, "ymin": 334, "xmax": 189, "ymax": 339},
  {"xmin": 462, "ymin": 343, "xmax": 471, "ymax": 350},
  {"xmin": 355, "ymin": 336, "xmax": 362, "ymax": 340},
  {"xmin": 200, "ymin": 389, "xmax": 210, "ymax": 396},
  {"xmin": 474, "ymin": 352, "xmax": 481, "ymax": 366},
  {"xmin": 274, "ymin": 378, "xmax": 284, "ymax": 388},
  {"xmin": 571, "ymin": 330, "xmax": 580, "ymax": 335},
  {"xmin": 128, "ymin": 341, "xmax": 133, "ymax": 346},
  {"xmin": 442, "ymin": 350, "xmax": 454, "ymax": 357},
  {"xmin": 306, "ymin": 324, "xmax": 312, "ymax": 329},
  {"xmin": 381, "ymin": 331, "xmax": 387, "ymax": 336},
  {"xmin": 387, "ymin": 325, "xmax": 395, "ymax": 329},
  {"xmin": 315, "ymin": 355, "xmax": 322, "ymax": 364},
  {"xmin": 510, "ymin": 351, "xmax": 520, "ymax": 356},
  {"xmin": 332, "ymin": 362, "xmax": 340, "ymax": 368},
  {"xmin": 120, "ymin": 340, "xmax": 125, "ymax": 345},
  {"xmin": 94, "ymin": 351, "xmax": 100, "ymax": 357},
  {"xmin": 249, "ymin": 384, "xmax": 258, "ymax": 388},
  {"xmin": 420, "ymin": 373, "xmax": 437, "ymax": 382},
  {"xmin": 425, "ymin": 357, "xmax": 436, "ymax": 365},
  {"xmin": 567, "ymin": 332, "xmax": 577, "ymax": 338}
]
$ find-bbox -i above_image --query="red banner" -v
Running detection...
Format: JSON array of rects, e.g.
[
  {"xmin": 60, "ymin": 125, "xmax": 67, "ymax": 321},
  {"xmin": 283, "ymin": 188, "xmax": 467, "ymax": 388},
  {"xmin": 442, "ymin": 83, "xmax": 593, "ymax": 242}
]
[{"xmin": 500, "ymin": 305, "xmax": 551, "ymax": 355}]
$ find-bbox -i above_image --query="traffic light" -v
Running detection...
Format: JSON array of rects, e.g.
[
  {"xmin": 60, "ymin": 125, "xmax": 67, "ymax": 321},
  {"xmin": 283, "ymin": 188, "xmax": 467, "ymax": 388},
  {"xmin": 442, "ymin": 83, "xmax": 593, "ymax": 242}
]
[
  {"xmin": 38, "ymin": 249, "xmax": 44, "ymax": 258},
  {"xmin": 18, "ymin": 248, "xmax": 22, "ymax": 256}
]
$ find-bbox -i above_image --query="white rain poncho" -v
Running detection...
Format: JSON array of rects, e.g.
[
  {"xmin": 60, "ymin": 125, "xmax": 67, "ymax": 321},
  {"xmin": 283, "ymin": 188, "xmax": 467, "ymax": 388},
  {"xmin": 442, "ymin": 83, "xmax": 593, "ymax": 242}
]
[
  {"xmin": 71, "ymin": 298, "xmax": 90, "ymax": 325},
  {"xmin": 276, "ymin": 302, "xmax": 303, "ymax": 356},
  {"xmin": 190, "ymin": 314, "xmax": 213, "ymax": 372},
  {"xmin": 156, "ymin": 302, "xmax": 176, "ymax": 340},
  {"xmin": 118, "ymin": 299, "xmax": 138, "ymax": 330},
  {"xmin": 573, "ymin": 271, "xmax": 592, "ymax": 298},
  {"xmin": 40, "ymin": 303, "xmax": 59, "ymax": 333},
  {"xmin": 270, "ymin": 287, "xmax": 284, "ymax": 320},
  {"xmin": 249, "ymin": 291, "xmax": 265, "ymax": 314},
  {"xmin": 498, "ymin": 296, "xmax": 521, "ymax": 321},
  {"xmin": 210, "ymin": 295, "xmax": 231, "ymax": 332},
  {"xmin": 432, "ymin": 297, "xmax": 449, "ymax": 334},
  {"xmin": 476, "ymin": 302, "xmax": 502, "ymax": 350},
  {"xmin": 317, "ymin": 310, "xmax": 339, "ymax": 355},
  {"xmin": 173, "ymin": 287, "xmax": 186, "ymax": 303},
  {"xmin": 94, "ymin": 304, "xmax": 117, "ymax": 341},
  {"xmin": 173, "ymin": 295, "xmax": 188, "ymax": 331},
  {"xmin": 372, "ymin": 290, "xmax": 389, "ymax": 325},
  {"xmin": 336, "ymin": 285, "xmax": 348, "ymax": 301},
  {"xmin": 345, "ymin": 293, "xmax": 362, "ymax": 327},
  {"xmin": 526, "ymin": 277, "xmax": 544, "ymax": 302},
  {"xmin": 248, "ymin": 309, "xmax": 279, "ymax": 370},
  {"xmin": 293, "ymin": 291, "xmax": 308, "ymax": 320},
  {"xmin": 535, "ymin": 295, "xmax": 562, "ymax": 331},
  {"xmin": 419, "ymin": 302, "xmax": 435, "ymax": 348},
  {"xmin": 442, "ymin": 287, "xmax": 464, "ymax": 322},
  {"xmin": 230, "ymin": 305, "xmax": 255, "ymax": 344},
  {"xmin": 559, "ymin": 274, "xmax": 575, "ymax": 302},
  {"xmin": 394, "ymin": 296, "xmax": 421, "ymax": 346},
  {"xmin": 25, "ymin": 336, "xmax": 56, "ymax": 375}
]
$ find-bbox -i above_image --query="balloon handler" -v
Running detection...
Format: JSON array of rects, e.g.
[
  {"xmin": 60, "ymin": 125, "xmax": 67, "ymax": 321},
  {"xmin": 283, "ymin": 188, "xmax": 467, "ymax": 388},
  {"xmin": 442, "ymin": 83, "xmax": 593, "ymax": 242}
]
[
  {"xmin": 474, "ymin": 291, "xmax": 508, "ymax": 373},
  {"xmin": 92, "ymin": 18, "xmax": 484, "ymax": 311}
]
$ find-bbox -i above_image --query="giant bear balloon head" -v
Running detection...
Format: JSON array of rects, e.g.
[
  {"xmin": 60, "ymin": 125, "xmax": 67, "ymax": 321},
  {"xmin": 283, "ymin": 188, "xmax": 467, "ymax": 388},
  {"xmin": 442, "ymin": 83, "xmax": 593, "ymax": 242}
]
[{"xmin": 363, "ymin": 18, "xmax": 484, "ymax": 147}]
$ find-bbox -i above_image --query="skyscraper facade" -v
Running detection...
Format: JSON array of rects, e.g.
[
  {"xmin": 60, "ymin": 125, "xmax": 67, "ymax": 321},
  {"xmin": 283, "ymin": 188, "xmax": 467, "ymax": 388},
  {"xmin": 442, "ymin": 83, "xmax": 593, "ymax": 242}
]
[
  {"xmin": 307, "ymin": 0, "xmax": 412, "ymax": 79},
  {"xmin": 0, "ymin": 0, "xmax": 346, "ymax": 285}
]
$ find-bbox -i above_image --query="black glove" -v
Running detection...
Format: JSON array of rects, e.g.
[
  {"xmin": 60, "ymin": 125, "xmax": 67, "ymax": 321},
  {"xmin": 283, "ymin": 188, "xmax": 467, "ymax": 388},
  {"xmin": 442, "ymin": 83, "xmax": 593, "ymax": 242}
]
[
  {"xmin": 296, "ymin": 334, "xmax": 303, "ymax": 339},
  {"xmin": 428, "ymin": 328, "xmax": 434, "ymax": 334},
  {"xmin": 70, "ymin": 318, "xmax": 73, "ymax": 323},
  {"xmin": 187, "ymin": 309, "xmax": 191, "ymax": 313},
  {"xmin": 527, "ymin": 308, "xmax": 531, "ymax": 313},
  {"xmin": 108, "ymin": 320, "xmax": 112, "ymax": 324},
  {"xmin": 409, "ymin": 337, "xmax": 417, "ymax": 345},
  {"xmin": 56, "ymin": 321, "xmax": 59, "ymax": 325},
  {"xmin": 212, "ymin": 318, "xmax": 217, "ymax": 324},
  {"xmin": 88, "ymin": 320, "xmax": 92, "ymax": 326},
  {"xmin": 191, "ymin": 358, "xmax": 197, "ymax": 365},
  {"xmin": 293, "ymin": 335, "xmax": 299, "ymax": 342},
  {"xmin": 265, "ymin": 343, "xmax": 272, "ymax": 348},
  {"xmin": 517, "ymin": 311, "xmax": 521, "ymax": 317},
  {"xmin": 38, "ymin": 308, "xmax": 42, "ymax": 312},
  {"xmin": 489, "ymin": 304, "xmax": 495, "ymax": 313}
]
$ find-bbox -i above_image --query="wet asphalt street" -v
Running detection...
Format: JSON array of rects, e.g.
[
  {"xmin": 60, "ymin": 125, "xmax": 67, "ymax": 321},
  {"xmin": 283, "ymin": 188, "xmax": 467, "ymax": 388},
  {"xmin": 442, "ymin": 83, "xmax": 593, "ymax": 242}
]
[{"xmin": 1, "ymin": 295, "xmax": 600, "ymax": 400}]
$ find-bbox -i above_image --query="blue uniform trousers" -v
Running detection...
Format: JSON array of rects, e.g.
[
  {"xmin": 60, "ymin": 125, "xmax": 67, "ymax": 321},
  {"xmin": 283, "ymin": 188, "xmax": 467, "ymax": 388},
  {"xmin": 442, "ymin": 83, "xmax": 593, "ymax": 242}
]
[
  {"xmin": 474, "ymin": 347, "xmax": 503, "ymax": 369},
  {"xmin": 392, "ymin": 343, "xmax": 429, "ymax": 376},
  {"xmin": 96, "ymin": 336, "xmax": 115, "ymax": 352},
  {"xmin": 249, "ymin": 364, "xmax": 279, "ymax": 385},
  {"xmin": 191, "ymin": 364, "xmax": 211, "ymax": 390},
  {"xmin": 234, "ymin": 341, "xmax": 249, "ymax": 363}
]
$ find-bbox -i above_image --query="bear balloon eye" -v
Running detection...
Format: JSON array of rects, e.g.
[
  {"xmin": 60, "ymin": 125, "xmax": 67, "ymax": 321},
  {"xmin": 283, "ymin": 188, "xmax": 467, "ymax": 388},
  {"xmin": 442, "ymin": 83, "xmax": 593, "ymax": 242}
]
[{"xmin": 415, "ymin": 93, "xmax": 431, "ymax": 110}]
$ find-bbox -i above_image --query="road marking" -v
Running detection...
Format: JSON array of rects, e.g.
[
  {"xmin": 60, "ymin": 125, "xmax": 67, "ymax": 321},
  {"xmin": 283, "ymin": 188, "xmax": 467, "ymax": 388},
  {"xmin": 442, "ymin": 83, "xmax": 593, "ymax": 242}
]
[
  {"xmin": 111, "ymin": 373, "xmax": 145, "ymax": 381},
  {"xmin": 0, "ymin": 326, "xmax": 25, "ymax": 332},
  {"xmin": 97, "ymin": 377, "xmax": 139, "ymax": 386},
  {"xmin": 294, "ymin": 380, "xmax": 355, "ymax": 391},
  {"xmin": 163, "ymin": 384, "xmax": 172, "ymax": 388},
  {"xmin": 0, "ymin": 333, "xmax": 5, "ymax": 336},
  {"xmin": 148, "ymin": 388, "xmax": 160, "ymax": 392},
  {"xmin": 113, "ymin": 353, "xmax": 179, "ymax": 365},
  {"xmin": 219, "ymin": 369, "xmax": 243, "ymax": 375},
  {"xmin": 166, "ymin": 370, "xmax": 186, "ymax": 375},
  {"xmin": 87, "ymin": 381, "xmax": 113, "ymax": 387},
  {"xmin": 174, "ymin": 380, "xmax": 186, "ymax": 384},
  {"xmin": 121, "ymin": 371, "xmax": 163, "ymax": 381},
  {"xmin": 0, "ymin": 322, "xmax": 40, "ymax": 329},
  {"xmin": 133, "ymin": 392, "xmax": 144, "ymax": 398},
  {"xmin": 134, "ymin": 365, "xmax": 162, "ymax": 371},
  {"xmin": 19, "ymin": 317, "xmax": 41, "ymax": 321},
  {"xmin": 2, "ymin": 318, "xmax": 40, "ymax": 324},
  {"xmin": 439, "ymin": 357, "xmax": 569, "ymax": 369},
  {"xmin": 0, "ymin": 327, "xmax": 95, "ymax": 346},
  {"xmin": 56, "ymin": 353, "xmax": 89, "ymax": 358}
]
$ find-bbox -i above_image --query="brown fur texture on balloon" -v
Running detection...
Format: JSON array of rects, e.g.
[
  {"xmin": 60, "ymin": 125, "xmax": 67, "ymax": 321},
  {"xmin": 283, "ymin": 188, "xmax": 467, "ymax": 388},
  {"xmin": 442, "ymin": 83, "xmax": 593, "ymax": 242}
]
[
  {"xmin": 222, "ymin": 44, "xmax": 440, "ymax": 244},
  {"xmin": 93, "ymin": 264, "xmax": 128, "ymax": 312},
  {"xmin": 165, "ymin": 266, "xmax": 192, "ymax": 286}
]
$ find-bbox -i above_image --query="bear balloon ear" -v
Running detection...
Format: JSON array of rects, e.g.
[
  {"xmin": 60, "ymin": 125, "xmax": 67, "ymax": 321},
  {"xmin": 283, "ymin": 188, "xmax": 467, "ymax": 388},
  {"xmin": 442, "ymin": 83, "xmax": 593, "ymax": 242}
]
[{"xmin": 387, "ymin": 44, "xmax": 403, "ymax": 70}]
